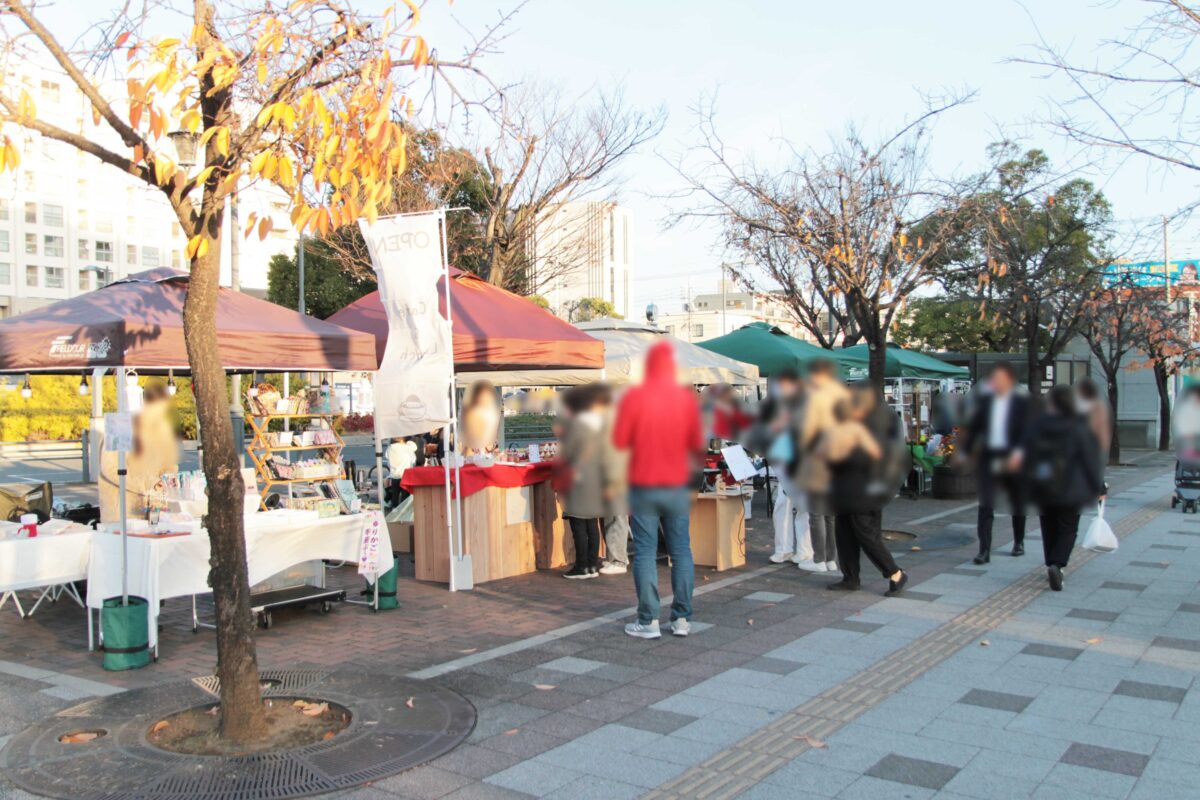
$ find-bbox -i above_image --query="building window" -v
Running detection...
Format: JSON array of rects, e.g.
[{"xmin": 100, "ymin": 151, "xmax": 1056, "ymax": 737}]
[
  {"xmin": 23, "ymin": 202, "xmax": 36, "ymax": 224},
  {"xmin": 25, "ymin": 264, "xmax": 37, "ymax": 287},
  {"xmin": 43, "ymin": 204, "xmax": 63, "ymax": 227},
  {"xmin": 126, "ymin": 245, "xmax": 137, "ymax": 265},
  {"xmin": 95, "ymin": 241, "xmax": 113, "ymax": 262},
  {"xmin": 24, "ymin": 233, "xmax": 36, "ymax": 255},
  {"xmin": 44, "ymin": 266, "xmax": 64, "ymax": 289},
  {"xmin": 170, "ymin": 250, "xmax": 181, "ymax": 268},
  {"xmin": 126, "ymin": 215, "xmax": 136, "ymax": 235},
  {"xmin": 692, "ymin": 324, "xmax": 704, "ymax": 338},
  {"xmin": 0, "ymin": 199, "xmax": 9, "ymax": 221},
  {"xmin": 43, "ymin": 235, "xmax": 64, "ymax": 258},
  {"xmin": 608, "ymin": 209, "xmax": 615, "ymax": 260},
  {"xmin": 40, "ymin": 79, "xmax": 61, "ymax": 103},
  {"xmin": 0, "ymin": 262, "xmax": 10, "ymax": 284},
  {"xmin": 78, "ymin": 269, "xmax": 91, "ymax": 291},
  {"xmin": 77, "ymin": 239, "xmax": 89, "ymax": 259},
  {"xmin": 0, "ymin": 231, "xmax": 8, "ymax": 253},
  {"xmin": 95, "ymin": 213, "xmax": 113, "ymax": 233},
  {"xmin": 77, "ymin": 207, "xmax": 89, "ymax": 230},
  {"xmin": 142, "ymin": 246, "xmax": 160, "ymax": 267}
]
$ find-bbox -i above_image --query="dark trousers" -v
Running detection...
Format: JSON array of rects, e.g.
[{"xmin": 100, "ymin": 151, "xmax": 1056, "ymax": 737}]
[
  {"xmin": 977, "ymin": 455, "xmax": 1026, "ymax": 554},
  {"xmin": 1039, "ymin": 508, "xmax": 1080, "ymax": 568},
  {"xmin": 835, "ymin": 510, "xmax": 899, "ymax": 584},
  {"xmin": 568, "ymin": 516, "xmax": 603, "ymax": 570}
]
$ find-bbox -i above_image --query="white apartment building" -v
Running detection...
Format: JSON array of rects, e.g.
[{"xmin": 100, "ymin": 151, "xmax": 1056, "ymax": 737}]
[
  {"xmin": 0, "ymin": 62, "xmax": 295, "ymax": 317},
  {"xmin": 527, "ymin": 200, "xmax": 633, "ymax": 319},
  {"xmin": 657, "ymin": 280, "xmax": 813, "ymax": 343}
]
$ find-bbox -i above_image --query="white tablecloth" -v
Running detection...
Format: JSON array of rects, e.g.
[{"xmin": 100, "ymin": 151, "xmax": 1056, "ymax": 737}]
[
  {"xmin": 86, "ymin": 512, "xmax": 391, "ymax": 648},
  {"xmin": 0, "ymin": 531, "xmax": 91, "ymax": 593}
]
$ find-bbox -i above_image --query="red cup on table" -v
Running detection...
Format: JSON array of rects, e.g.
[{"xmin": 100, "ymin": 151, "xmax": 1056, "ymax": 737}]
[{"xmin": 19, "ymin": 513, "xmax": 37, "ymax": 538}]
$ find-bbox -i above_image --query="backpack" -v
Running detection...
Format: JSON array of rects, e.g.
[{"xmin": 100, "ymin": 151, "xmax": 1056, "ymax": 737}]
[{"xmin": 1026, "ymin": 418, "xmax": 1076, "ymax": 506}]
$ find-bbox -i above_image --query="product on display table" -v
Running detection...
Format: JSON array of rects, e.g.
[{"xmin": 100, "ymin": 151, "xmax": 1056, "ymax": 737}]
[
  {"xmin": 0, "ymin": 518, "xmax": 91, "ymax": 617},
  {"xmin": 400, "ymin": 462, "xmax": 567, "ymax": 584},
  {"xmin": 85, "ymin": 510, "xmax": 392, "ymax": 653},
  {"xmin": 246, "ymin": 409, "xmax": 349, "ymax": 512}
]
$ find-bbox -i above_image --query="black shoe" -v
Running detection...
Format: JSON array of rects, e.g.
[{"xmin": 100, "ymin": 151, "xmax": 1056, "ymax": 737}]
[
  {"xmin": 587, "ymin": 566, "xmax": 600, "ymax": 578},
  {"xmin": 563, "ymin": 565, "xmax": 591, "ymax": 580},
  {"xmin": 886, "ymin": 571, "xmax": 909, "ymax": 597},
  {"xmin": 1012, "ymin": 543, "xmax": 1025, "ymax": 557},
  {"xmin": 826, "ymin": 580, "xmax": 861, "ymax": 592},
  {"xmin": 973, "ymin": 553, "xmax": 991, "ymax": 565},
  {"xmin": 1047, "ymin": 566, "xmax": 1063, "ymax": 592}
]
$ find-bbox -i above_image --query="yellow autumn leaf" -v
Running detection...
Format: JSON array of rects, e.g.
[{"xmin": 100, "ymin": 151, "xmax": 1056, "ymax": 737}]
[
  {"xmin": 257, "ymin": 217, "xmax": 272, "ymax": 241},
  {"xmin": 185, "ymin": 235, "xmax": 209, "ymax": 260},
  {"xmin": 180, "ymin": 108, "xmax": 202, "ymax": 134},
  {"xmin": 153, "ymin": 157, "xmax": 175, "ymax": 186}
]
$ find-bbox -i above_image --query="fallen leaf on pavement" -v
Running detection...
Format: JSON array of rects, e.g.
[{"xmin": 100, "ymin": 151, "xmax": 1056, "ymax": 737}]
[
  {"xmin": 459, "ymin": 648, "xmax": 478, "ymax": 654},
  {"xmin": 293, "ymin": 700, "xmax": 306, "ymax": 708},
  {"xmin": 323, "ymin": 731, "xmax": 336, "ymax": 741},
  {"xmin": 405, "ymin": 697, "xmax": 415, "ymax": 709},
  {"xmin": 980, "ymin": 640, "xmax": 990, "ymax": 647},
  {"xmin": 151, "ymin": 720, "xmax": 169, "ymax": 734},
  {"xmin": 503, "ymin": 729, "xmax": 519, "ymax": 736},
  {"xmin": 59, "ymin": 731, "xmax": 99, "ymax": 743},
  {"xmin": 911, "ymin": 546, "xmax": 922, "ymax": 552},
  {"xmin": 533, "ymin": 684, "xmax": 556, "ymax": 691},
  {"xmin": 206, "ymin": 706, "xmax": 219, "ymax": 716},
  {"xmin": 301, "ymin": 702, "xmax": 329, "ymax": 717},
  {"xmin": 794, "ymin": 735, "xmax": 826, "ymax": 748},
  {"xmin": 1085, "ymin": 637, "xmax": 1102, "ymax": 645},
  {"xmin": 747, "ymin": 619, "xmax": 754, "ymax": 626}
]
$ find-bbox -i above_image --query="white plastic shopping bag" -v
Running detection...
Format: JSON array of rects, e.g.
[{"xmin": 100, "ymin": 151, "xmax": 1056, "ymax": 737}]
[{"xmin": 1081, "ymin": 499, "xmax": 1118, "ymax": 553}]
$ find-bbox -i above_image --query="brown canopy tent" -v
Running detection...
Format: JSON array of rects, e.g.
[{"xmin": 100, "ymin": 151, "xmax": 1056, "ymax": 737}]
[
  {"xmin": 0, "ymin": 268, "xmax": 378, "ymax": 374},
  {"xmin": 327, "ymin": 268, "xmax": 604, "ymax": 378}
]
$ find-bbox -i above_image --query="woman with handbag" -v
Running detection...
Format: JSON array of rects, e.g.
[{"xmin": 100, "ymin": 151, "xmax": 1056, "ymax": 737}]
[{"xmin": 557, "ymin": 384, "xmax": 614, "ymax": 580}]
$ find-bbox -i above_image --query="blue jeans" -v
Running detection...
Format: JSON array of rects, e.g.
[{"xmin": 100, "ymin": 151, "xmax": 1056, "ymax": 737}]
[{"xmin": 629, "ymin": 486, "xmax": 694, "ymax": 624}]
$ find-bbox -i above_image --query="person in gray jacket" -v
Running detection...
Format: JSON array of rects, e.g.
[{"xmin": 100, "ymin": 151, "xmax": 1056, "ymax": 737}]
[{"xmin": 559, "ymin": 384, "xmax": 617, "ymax": 579}]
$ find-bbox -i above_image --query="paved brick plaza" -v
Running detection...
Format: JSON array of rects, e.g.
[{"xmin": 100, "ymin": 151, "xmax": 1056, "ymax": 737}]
[{"xmin": 2, "ymin": 452, "xmax": 1197, "ymax": 799}]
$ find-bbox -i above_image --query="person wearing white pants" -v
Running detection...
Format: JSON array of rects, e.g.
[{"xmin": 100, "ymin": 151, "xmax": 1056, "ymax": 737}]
[{"xmin": 771, "ymin": 473, "xmax": 812, "ymax": 563}]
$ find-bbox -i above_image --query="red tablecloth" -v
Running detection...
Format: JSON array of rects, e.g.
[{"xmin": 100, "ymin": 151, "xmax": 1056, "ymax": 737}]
[{"xmin": 400, "ymin": 462, "xmax": 555, "ymax": 499}]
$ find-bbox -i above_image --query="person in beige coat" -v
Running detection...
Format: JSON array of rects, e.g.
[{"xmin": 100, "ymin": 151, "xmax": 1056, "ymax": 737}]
[
  {"xmin": 797, "ymin": 358, "xmax": 850, "ymax": 574},
  {"xmin": 99, "ymin": 384, "xmax": 180, "ymax": 522}
]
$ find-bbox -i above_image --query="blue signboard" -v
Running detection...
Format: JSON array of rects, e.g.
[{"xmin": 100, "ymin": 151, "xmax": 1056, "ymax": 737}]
[{"xmin": 1103, "ymin": 260, "xmax": 1200, "ymax": 287}]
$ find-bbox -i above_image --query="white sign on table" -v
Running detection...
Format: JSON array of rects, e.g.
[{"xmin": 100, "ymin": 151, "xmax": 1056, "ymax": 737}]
[
  {"xmin": 104, "ymin": 412, "xmax": 133, "ymax": 453},
  {"xmin": 359, "ymin": 211, "xmax": 452, "ymax": 438}
]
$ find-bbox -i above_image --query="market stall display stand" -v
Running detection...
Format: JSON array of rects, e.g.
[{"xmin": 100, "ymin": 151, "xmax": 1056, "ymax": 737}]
[
  {"xmin": 0, "ymin": 528, "xmax": 90, "ymax": 618},
  {"xmin": 246, "ymin": 411, "xmax": 347, "ymax": 511},
  {"xmin": 690, "ymin": 493, "xmax": 747, "ymax": 572}
]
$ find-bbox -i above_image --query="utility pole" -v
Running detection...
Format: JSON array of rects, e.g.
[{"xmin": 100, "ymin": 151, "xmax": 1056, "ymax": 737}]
[
  {"xmin": 229, "ymin": 190, "xmax": 244, "ymax": 464},
  {"xmin": 298, "ymin": 231, "xmax": 306, "ymax": 316},
  {"xmin": 721, "ymin": 263, "xmax": 728, "ymax": 336},
  {"xmin": 1164, "ymin": 215, "xmax": 1173, "ymax": 304}
]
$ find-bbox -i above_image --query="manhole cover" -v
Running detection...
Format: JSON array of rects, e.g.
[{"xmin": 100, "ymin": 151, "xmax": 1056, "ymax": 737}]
[{"xmin": 1, "ymin": 669, "xmax": 475, "ymax": 800}]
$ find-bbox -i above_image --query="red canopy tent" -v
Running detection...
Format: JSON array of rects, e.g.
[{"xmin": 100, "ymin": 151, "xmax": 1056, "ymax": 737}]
[
  {"xmin": 0, "ymin": 268, "xmax": 378, "ymax": 373},
  {"xmin": 327, "ymin": 268, "xmax": 603, "ymax": 376}
]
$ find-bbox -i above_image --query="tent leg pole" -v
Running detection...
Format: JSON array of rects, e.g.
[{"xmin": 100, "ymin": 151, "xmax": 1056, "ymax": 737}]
[
  {"xmin": 117, "ymin": 366, "xmax": 129, "ymax": 607},
  {"xmin": 442, "ymin": 426, "xmax": 456, "ymax": 592}
]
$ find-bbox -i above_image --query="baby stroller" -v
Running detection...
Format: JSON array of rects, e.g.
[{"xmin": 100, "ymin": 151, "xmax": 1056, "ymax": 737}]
[{"xmin": 1173, "ymin": 441, "xmax": 1200, "ymax": 513}]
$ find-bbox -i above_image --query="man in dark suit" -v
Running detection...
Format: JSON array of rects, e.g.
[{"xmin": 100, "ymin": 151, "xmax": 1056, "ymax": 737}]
[{"xmin": 960, "ymin": 362, "xmax": 1032, "ymax": 564}]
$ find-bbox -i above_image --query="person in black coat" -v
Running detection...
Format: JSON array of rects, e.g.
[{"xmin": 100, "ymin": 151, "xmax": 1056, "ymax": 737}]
[
  {"xmin": 959, "ymin": 363, "xmax": 1033, "ymax": 563},
  {"xmin": 1016, "ymin": 384, "xmax": 1104, "ymax": 591}
]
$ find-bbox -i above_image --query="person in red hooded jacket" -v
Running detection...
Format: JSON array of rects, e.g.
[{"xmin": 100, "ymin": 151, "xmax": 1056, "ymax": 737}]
[{"xmin": 613, "ymin": 341, "xmax": 705, "ymax": 639}]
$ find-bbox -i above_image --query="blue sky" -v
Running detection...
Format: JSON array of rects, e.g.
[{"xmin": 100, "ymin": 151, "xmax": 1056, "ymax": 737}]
[{"xmin": 422, "ymin": 0, "xmax": 1198, "ymax": 313}]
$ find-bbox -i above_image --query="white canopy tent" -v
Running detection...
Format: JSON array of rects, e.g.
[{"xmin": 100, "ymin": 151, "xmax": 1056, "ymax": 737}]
[{"xmin": 481, "ymin": 318, "xmax": 760, "ymax": 387}]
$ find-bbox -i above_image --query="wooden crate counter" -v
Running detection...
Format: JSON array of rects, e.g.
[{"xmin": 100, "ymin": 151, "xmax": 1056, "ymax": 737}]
[
  {"xmin": 402, "ymin": 463, "xmax": 564, "ymax": 585},
  {"xmin": 690, "ymin": 492, "xmax": 746, "ymax": 572}
]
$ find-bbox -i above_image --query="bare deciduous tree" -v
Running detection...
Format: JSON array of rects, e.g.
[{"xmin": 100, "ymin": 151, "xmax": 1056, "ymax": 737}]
[{"xmin": 666, "ymin": 95, "xmax": 972, "ymax": 386}]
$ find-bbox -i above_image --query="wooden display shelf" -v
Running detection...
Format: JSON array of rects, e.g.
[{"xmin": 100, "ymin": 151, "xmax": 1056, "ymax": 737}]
[{"xmin": 245, "ymin": 411, "xmax": 346, "ymax": 511}]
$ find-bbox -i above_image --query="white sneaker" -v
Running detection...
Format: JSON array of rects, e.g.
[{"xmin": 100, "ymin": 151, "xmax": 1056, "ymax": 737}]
[
  {"xmin": 599, "ymin": 563, "xmax": 628, "ymax": 575},
  {"xmin": 769, "ymin": 552, "xmax": 794, "ymax": 564},
  {"xmin": 671, "ymin": 619, "xmax": 691, "ymax": 637},
  {"xmin": 796, "ymin": 559, "xmax": 828, "ymax": 573},
  {"xmin": 625, "ymin": 620, "xmax": 661, "ymax": 639},
  {"xmin": 824, "ymin": 561, "xmax": 840, "ymax": 573}
]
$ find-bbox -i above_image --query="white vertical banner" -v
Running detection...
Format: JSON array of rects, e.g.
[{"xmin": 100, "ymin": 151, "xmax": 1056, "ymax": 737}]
[{"xmin": 359, "ymin": 211, "xmax": 453, "ymax": 438}]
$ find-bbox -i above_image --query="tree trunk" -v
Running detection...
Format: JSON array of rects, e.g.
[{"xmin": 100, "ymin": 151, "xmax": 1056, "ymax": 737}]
[
  {"xmin": 182, "ymin": 241, "xmax": 267, "ymax": 744},
  {"xmin": 1106, "ymin": 376, "xmax": 1121, "ymax": 466},
  {"xmin": 1154, "ymin": 362, "xmax": 1172, "ymax": 451},
  {"xmin": 1025, "ymin": 309, "xmax": 1042, "ymax": 397},
  {"xmin": 867, "ymin": 334, "xmax": 887, "ymax": 394}
]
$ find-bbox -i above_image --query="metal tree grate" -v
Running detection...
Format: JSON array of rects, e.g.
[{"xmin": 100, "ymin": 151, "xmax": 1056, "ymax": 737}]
[{"xmin": 0, "ymin": 670, "xmax": 476, "ymax": 800}]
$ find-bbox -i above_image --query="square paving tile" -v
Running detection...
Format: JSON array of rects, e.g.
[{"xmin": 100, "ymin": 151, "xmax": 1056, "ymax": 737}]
[
  {"xmin": 958, "ymin": 688, "xmax": 1034, "ymax": 713},
  {"xmin": 744, "ymin": 591, "xmax": 793, "ymax": 603},
  {"xmin": 540, "ymin": 657, "xmax": 606, "ymax": 675},
  {"xmin": 1179, "ymin": 603, "xmax": 1200, "ymax": 614},
  {"xmin": 1067, "ymin": 609, "xmax": 1119, "ymax": 622},
  {"xmin": 1129, "ymin": 561, "xmax": 1170, "ymax": 569},
  {"xmin": 1151, "ymin": 636, "xmax": 1200, "ymax": 653},
  {"xmin": 865, "ymin": 753, "xmax": 960, "ymax": 790},
  {"xmin": 1059, "ymin": 742, "xmax": 1149, "ymax": 777},
  {"xmin": 742, "ymin": 656, "xmax": 803, "ymax": 675},
  {"xmin": 1114, "ymin": 680, "xmax": 1187, "ymax": 704},
  {"xmin": 1021, "ymin": 643, "xmax": 1084, "ymax": 660},
  {"xmin": 1101, "ymin": 581, "xmax": 1147, "ymax": 592},
  {"xmin": 828, "ymin": 620, "xmax": 884, "ymax": 634}
]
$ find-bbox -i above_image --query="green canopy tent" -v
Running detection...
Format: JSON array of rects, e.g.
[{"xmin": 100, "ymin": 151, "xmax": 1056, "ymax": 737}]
[
  {"xmin": 835, "ymin": 343, "xmax": 969, "ymax": 381},
  {"xmin": 697, "ymin": 322, "xmax": 836, "ymax": 378}
]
